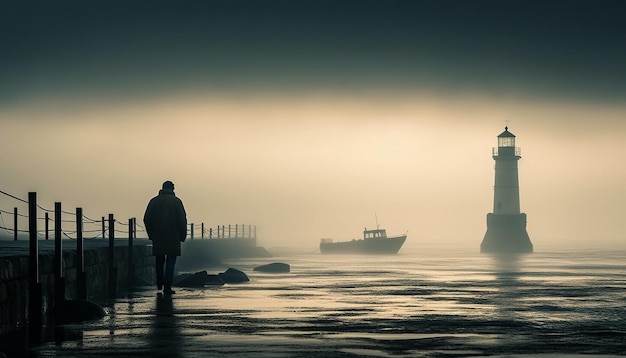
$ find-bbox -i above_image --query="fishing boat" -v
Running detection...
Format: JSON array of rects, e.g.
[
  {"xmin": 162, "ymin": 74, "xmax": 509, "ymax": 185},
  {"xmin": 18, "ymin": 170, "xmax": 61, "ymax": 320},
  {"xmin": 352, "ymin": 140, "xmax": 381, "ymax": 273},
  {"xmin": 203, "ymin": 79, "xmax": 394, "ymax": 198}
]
[{"xmin": 319, "ymin": 227, "xmax": 407, "ymax": 254}]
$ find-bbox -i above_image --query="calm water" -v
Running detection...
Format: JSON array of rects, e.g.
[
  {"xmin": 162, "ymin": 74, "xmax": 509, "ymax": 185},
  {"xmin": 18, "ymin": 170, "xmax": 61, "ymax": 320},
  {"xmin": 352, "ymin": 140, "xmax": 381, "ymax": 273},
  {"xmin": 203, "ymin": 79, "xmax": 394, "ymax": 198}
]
[{"xmin": 33, "ymin": 247, "xmax": 626, "ymax": 357}]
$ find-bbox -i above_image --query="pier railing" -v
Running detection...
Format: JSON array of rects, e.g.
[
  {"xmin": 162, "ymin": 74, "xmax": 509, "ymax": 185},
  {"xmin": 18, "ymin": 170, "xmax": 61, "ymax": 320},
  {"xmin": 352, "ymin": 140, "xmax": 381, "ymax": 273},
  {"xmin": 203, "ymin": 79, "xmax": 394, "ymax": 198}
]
[
  {"xmin": 0, "ymin": 189, "xmax": 255, "ymax": 242},
  {"xmin": 492, "ymin": 147, "xmax": 521, "ymax": 157},
  {"xmin": 190, "ymin": 223, "xmax": 257, "ymax": 240}
]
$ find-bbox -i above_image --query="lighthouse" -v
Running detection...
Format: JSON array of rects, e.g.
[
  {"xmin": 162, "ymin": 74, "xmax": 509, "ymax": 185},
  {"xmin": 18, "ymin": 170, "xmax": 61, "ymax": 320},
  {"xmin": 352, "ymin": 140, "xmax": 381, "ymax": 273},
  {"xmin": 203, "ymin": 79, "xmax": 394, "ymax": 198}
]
[{"xmin": 481, "ymin": 127, "xmax": 533, "ymax": 253}]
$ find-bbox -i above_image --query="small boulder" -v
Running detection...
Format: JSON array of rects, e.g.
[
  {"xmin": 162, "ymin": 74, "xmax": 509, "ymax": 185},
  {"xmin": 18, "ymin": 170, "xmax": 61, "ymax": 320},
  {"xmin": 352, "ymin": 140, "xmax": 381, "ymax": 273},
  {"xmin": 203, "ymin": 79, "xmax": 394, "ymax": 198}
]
[
  {"xmin": 206, "ymin": 274, "xmax": 225, "ymax": 286},
  {"xmin": 218, "ymin": 268, "xmax": 249, "ymax": 283},
  {"xmin": 253, "ymin": 262, "xmax": 290, "ymax": 273},
  {"xmin": 175, "ymin": 271, "xmax": 209, "ymax": 287}
]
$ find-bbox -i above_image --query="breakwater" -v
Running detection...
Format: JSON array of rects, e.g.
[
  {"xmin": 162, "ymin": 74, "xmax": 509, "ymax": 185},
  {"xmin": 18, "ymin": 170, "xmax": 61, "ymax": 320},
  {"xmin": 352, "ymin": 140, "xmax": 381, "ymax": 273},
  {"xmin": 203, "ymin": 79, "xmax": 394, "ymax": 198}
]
[{"xmin": 179, "ymin": 238, "xmax": 271, "ymax": 271}]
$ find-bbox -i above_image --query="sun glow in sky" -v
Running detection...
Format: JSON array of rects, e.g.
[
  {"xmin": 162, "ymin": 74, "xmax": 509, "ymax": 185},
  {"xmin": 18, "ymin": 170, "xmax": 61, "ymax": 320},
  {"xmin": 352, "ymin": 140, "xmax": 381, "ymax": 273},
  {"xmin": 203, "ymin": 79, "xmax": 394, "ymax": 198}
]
[{"xmin": 3, "ymin": 90, "xmax": 626, "ymax": 250}]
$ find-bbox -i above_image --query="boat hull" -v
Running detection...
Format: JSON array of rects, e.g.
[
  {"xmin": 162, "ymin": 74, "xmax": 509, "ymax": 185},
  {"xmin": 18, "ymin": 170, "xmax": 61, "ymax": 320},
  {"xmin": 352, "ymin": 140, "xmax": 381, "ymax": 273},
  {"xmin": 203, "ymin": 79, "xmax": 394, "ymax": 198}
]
[{"xmin": 320, "ymin": 235, "xmax": 406, "ymax": 254}]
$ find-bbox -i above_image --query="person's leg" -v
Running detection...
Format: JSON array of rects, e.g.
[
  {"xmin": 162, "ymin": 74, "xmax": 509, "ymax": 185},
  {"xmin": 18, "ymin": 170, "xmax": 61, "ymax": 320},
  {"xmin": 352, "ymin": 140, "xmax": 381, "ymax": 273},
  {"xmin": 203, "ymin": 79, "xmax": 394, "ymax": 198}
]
[
  {"xmin": 163, "ymin": 255, "xmax": 177, "ymax": 294},
  {"xmin": 155, "ymin": 254, "xmax": 165, "ymax": 290}
]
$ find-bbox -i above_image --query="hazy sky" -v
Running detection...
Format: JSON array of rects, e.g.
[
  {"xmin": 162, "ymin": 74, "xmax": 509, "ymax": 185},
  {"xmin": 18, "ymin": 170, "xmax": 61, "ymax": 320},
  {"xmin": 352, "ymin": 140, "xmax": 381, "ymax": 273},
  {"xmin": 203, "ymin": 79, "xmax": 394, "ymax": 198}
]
[{"xmin": 1, "ymin": 1, "xmax": 625, "ymax": 251}]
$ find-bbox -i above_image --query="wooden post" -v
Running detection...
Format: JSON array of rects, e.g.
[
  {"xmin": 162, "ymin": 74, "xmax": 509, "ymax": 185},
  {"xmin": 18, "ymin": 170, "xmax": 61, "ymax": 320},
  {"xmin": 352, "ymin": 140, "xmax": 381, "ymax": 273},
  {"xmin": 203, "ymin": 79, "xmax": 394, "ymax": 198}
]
[
  {"xmin": 228, "ymin": 224, "xmax": 231, "ymax": 238},
  {"xmin": 108, "ymin": 214, "xmax": 116, "ymax": 298},
  {"xmin": 235, "ymin": 224, "xmax": 239, "ymax": 238},
  {"xmin": 28, "ymin": 192, "xmax": 41, "ymax": 344},
  {"xmin": 76, "ymin": 208, "xmax": 86, "ymax": 300},
  {"xmin": 201, "ymin": 223, "xmax": 205, "ymax": 239},
  {"xmin": 190, "ymin": 223, "xmax": 194, "ymax": 240},
  {"xmin": 54, "ymin": 202, "xmax": 65, "ymax": 323},
  {"xmin": 102, "ymin": 216, "xmax": 105, "ymax": 239},
  {"xmin": 127, "ymin": 217, "xmax": 134, "ymax": 290},
  {"xmin": 45, "ymin": 212, "xmax": 49, "ymax": 240},
  {"xmin": 13, "ymin": 207, "xmax": 17, "ymax": 241},
  {"xmin": 209, "ymin": 227, "xmax": 213, "ymax": 239}
]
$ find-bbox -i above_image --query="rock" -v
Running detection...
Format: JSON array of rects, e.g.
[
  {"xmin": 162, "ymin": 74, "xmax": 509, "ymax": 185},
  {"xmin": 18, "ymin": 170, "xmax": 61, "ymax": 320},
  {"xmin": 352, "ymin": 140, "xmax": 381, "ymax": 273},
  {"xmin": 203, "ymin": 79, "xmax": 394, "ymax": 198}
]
[
  {"xmin": 59, "ymin": 299, "xmax": 105, "ymax": 324},
  {"xmin": 218, "ymin": 268, "xmax": 249, "ymax": 283},
  {"xmin": 175, "ymin": 271, "xmax": 209, "ymax": 287},
  {"xmin": 174, "ymin": 271, "xmax": 226, "ymax": 287},
  {"xmin": 253, "ymin": 262, "xmax": 290, "ymax": 273},
  {"xmin": 206, "ymin": 274, "xmax": 225, "ymax": 286}
]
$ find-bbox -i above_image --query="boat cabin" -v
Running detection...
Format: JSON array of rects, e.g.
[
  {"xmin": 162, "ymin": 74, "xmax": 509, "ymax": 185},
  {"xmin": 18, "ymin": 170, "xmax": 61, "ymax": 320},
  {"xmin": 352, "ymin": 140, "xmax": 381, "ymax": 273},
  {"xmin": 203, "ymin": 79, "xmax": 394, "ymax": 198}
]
[{"xmin": 363, "ymin": 228, "xmax": 387, "ymax": 240}]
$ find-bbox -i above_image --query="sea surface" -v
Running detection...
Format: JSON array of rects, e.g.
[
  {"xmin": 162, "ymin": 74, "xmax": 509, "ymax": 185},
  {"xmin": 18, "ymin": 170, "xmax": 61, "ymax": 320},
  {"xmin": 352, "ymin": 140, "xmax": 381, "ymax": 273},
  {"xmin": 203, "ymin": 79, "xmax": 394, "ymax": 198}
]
[{"xmin": 32, "ymin": 247, "xmax": 626, "ymax": 357}]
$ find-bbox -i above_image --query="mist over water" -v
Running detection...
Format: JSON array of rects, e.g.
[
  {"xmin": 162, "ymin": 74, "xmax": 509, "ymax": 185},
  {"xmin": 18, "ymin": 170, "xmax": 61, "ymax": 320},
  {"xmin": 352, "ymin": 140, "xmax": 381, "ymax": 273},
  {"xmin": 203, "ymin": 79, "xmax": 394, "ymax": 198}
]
[
  {"xmin": 2, "ymin": 1, "xmax": 626, "ymax": 251},
  {"xmin": 3, "ymin": 95, "xmax": 626, "ymax": 252}
]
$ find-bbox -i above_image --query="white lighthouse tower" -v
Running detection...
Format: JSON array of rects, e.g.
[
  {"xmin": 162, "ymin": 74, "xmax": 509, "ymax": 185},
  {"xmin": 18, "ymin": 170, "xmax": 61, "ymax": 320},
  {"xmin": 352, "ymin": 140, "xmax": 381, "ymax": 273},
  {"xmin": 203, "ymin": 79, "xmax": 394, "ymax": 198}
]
[{"xmin": 481, "ymin": 127, "xmax": 533, "ymax": 253}]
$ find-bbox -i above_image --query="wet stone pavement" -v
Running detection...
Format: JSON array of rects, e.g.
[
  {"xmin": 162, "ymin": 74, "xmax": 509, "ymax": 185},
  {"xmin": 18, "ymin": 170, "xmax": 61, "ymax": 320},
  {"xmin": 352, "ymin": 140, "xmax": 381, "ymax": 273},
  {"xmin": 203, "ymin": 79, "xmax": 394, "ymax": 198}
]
[{"xmin": 31, "ymin": 286, "xmax": 372, "ymax": 358}]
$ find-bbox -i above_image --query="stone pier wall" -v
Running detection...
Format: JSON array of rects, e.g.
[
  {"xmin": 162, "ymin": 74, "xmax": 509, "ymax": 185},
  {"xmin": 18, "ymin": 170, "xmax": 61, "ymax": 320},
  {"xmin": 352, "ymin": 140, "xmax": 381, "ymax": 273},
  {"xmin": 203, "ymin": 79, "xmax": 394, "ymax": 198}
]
[{"xmin": 0, "ymin": 243, "xmax": 155, "ymax": 341}]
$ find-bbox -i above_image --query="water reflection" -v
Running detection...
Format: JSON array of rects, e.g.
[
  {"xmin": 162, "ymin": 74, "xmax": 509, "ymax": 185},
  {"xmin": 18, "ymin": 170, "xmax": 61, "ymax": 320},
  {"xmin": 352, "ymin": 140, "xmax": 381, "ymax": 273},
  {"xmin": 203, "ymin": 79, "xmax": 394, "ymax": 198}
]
[
  {"xmin": 155, "ymin": 293, "xmax": 174, "ymax": 317},
  {"xmin": 148, "ymin": 293, "xmax": 183, "ymax": 357},
  {"xmin": 108, "ymin": 304, "xmax": 116, "ymax": 339},
  {"xmin": 491, "ymin": 253, "xmax": 523, "ymax": 281},
  {"xmin": 489, "ymin": 254, "xmax": 523, "ymax": 321}
]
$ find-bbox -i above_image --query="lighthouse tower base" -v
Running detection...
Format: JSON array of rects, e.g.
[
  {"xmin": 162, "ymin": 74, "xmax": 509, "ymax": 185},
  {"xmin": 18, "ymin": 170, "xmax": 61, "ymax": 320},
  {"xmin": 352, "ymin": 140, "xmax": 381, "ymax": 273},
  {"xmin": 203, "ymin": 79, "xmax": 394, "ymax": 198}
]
[{"xmin": 481, "ymin": 213, "xmax": 533, "ymax": 253}]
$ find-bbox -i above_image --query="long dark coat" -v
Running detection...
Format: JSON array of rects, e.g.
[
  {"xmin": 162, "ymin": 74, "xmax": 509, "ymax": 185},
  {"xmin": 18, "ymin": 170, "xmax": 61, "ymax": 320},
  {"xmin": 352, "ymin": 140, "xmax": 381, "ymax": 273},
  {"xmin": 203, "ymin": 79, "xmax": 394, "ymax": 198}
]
[{"xmin": 143, "ymin": 189, "xmax": 187, "ymax": 256}]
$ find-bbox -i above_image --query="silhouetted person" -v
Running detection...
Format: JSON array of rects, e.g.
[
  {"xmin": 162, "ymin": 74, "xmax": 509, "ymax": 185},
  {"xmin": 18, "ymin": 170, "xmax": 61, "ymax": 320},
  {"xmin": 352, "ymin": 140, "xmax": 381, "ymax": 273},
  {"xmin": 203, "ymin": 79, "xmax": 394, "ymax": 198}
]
[{"xmin": 143, "ymin": 181, "xmax": 187, "ymax": 295}]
